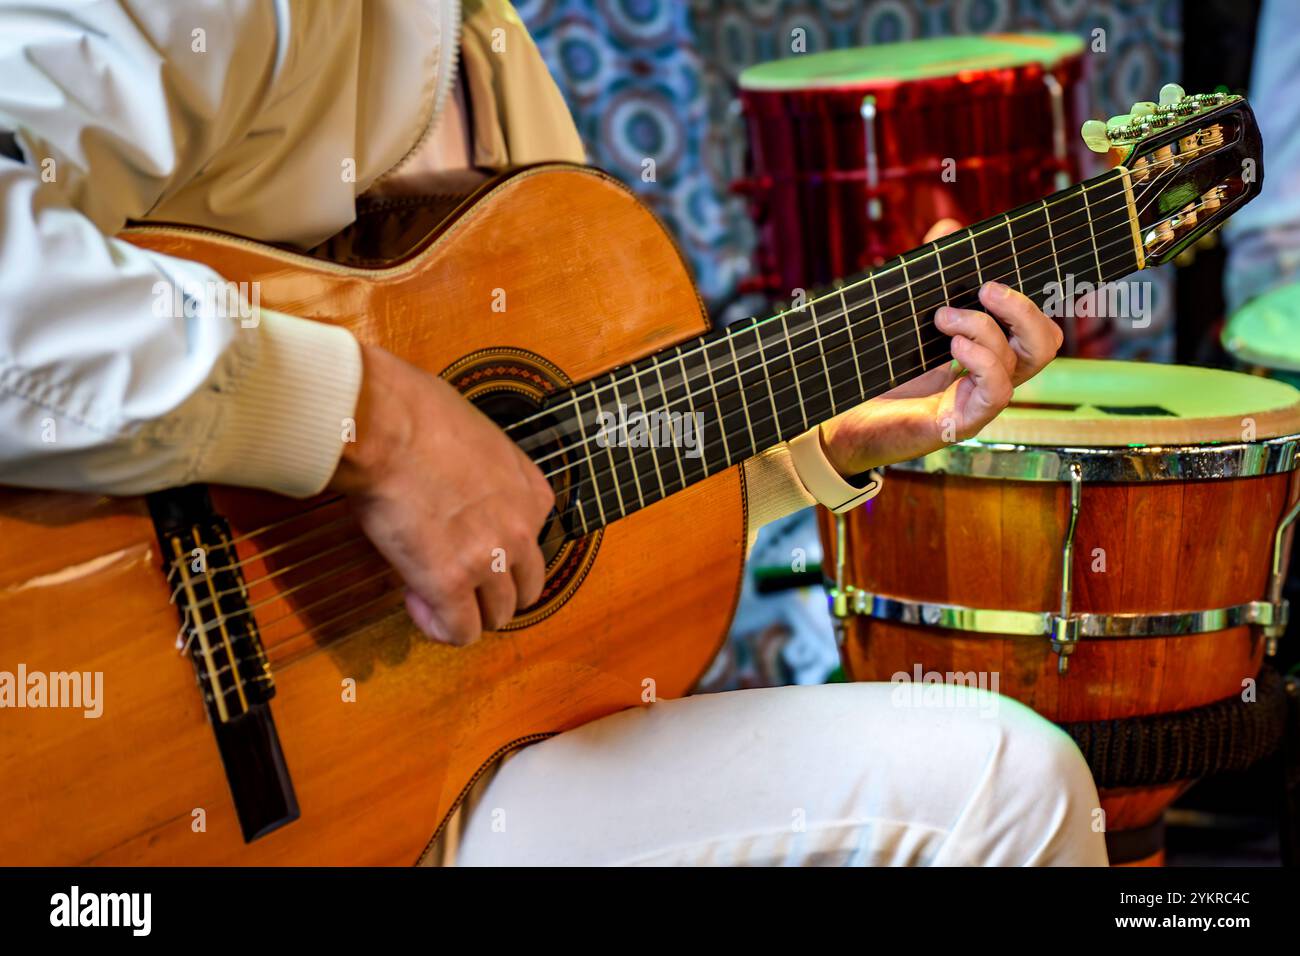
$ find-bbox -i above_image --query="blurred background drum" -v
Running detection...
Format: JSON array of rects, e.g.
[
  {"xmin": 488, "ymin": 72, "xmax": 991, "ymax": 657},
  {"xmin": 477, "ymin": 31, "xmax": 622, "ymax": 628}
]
[
  {"xmin": 821, "ymin": 359, "xmax": 1299, "ymax": 865},
  {"xmin": 1223, "ymin": 281, "xmax": 1300, "ymax": 390},
  {"xmin": 734, "ymin": 33, "xmax": 1088, "ymax": 296}
]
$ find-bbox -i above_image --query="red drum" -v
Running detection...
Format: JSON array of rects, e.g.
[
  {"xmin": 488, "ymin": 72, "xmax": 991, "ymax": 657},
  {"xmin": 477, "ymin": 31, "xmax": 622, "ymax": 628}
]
[{"xmin": 736, "ymin": 34, "xmax": 1088, "ymax": 295}]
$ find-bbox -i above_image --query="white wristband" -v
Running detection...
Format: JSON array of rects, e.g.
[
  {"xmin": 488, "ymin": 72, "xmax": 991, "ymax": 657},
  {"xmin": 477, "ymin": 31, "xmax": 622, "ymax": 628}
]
[{"xmin": 787, "ymin": 425, "xmax": 884, "ymax": 513}]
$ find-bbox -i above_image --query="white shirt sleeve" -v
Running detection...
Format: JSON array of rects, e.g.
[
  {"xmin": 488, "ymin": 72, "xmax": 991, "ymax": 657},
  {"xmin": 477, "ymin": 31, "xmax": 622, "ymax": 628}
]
[{"xmin": 0, "ymin": 0, "xmax": 362, "ymax": 497}]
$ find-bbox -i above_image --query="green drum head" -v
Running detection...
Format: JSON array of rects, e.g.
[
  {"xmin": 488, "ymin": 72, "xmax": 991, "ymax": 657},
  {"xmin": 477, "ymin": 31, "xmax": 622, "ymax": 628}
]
[
  {"xmin": 1222, "ymin": 281, "xmax": 1300, "ymax": 374},
  {"xmin": 738, "ymin": 33, "xmax": 1084, "ymax": 91},
  {"xmin": 975, "ymin": 358, "xmax": 1300, "ymax": 447}
]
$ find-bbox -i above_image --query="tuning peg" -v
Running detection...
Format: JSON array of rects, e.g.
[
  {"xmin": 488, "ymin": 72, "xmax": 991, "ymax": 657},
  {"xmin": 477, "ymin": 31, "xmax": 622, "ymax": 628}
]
[
  {"xmin": 1081, "ymin": 119, "xmax": 1111, "ymax": 153},
  {"xmin": 1107, "ymin": 113, "xmax": 1134, "ymax": 130},
  {"xmin": 1130, "ymin": 101, "xmax": 1157, "ymax": 117},
  {"xmin": 1159, "ymin": 83, "xmax": 1185, "ymax": 107}
]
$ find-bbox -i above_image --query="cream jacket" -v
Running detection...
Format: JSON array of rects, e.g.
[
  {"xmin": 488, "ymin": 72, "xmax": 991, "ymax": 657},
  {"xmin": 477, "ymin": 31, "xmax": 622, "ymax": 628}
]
[{"xmin": 0, "ymin": 0, "xmax": 871, "ymax": 533}]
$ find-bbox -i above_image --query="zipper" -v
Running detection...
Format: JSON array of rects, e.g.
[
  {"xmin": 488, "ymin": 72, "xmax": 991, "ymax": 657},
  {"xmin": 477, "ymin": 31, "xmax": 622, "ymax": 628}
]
[{"xmin": 372, "ymin": 0, "xmax": 463, "ymax": 187}]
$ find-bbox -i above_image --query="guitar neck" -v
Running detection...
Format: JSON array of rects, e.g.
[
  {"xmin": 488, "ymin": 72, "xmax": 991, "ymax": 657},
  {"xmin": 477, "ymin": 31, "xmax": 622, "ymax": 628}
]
[{"xmin": 523, "ymin": 168, "xmax": 1144, "ymax": 535}]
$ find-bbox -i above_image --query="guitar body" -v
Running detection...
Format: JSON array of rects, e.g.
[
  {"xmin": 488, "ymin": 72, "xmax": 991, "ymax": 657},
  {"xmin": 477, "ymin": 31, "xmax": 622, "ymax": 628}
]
[{"xmin": 0, "ymin": 165, "xmax": 747, "ymax": 864}]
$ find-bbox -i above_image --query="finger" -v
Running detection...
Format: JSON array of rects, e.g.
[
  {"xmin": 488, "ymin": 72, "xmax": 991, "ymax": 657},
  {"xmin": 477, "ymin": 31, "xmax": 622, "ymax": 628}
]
[
  {"xmin": 977, "ymin": 281, "xmax": 1063, "ymax": 380},
  {"xmin": 935, "ymin": 306, "xmax": 1015, "ymax": 376},
  {"xmin": 511, "ymin": 543, "xmax": 547, "ymax": 610},
  {"xmin": 411, "ymin": 587, "xmax": 483, "ymax": 646},
  {"xmin": 476, "ymin": 556, "xmax": 519, "ymax": 632},
  {"xmin": 923, "ymin": 218, "xmax": 962, "ymax": 242},
  {"xmin": 950, "ymin": 335, "xmax": 1013, "ymax": 423},
  {"xmin": 405, "ymin": 590, "xmax": 438, "ymax": 637},
  {"xmin": 517, "ymin": 448, "xmax": 557, "ymax": 524},
  {"xmin": 880, "ymin": 360, "xmax": 958, "ymax": 399}
]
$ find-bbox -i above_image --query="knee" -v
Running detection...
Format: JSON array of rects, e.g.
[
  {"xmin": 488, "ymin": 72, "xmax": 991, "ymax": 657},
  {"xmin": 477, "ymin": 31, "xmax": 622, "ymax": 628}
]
[{"xmin": 989, "ymin": 697, "xmax": 1107, "ymax": 864}]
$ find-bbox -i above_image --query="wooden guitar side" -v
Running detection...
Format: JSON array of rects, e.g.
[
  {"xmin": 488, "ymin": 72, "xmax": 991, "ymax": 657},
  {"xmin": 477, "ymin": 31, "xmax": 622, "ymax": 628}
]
[{"xmin": 0, "ymin": 165, "xmax": 747, "ymax": 864}]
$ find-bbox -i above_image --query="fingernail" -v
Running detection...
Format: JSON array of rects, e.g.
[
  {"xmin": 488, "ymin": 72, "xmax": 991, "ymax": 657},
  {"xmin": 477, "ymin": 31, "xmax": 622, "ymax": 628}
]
[
  {"xmin": 983, "ymin": 281, "xmax": 1009, "ymax": 300},
  {"xmin": 935, "ymin": 306, "xmax": 951, "ymax": 325}
]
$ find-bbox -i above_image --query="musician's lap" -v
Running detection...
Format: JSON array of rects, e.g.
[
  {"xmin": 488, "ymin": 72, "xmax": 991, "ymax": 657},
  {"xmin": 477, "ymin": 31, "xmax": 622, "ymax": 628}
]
[{"xmin": 454, "ymin": 682, "xmax": 1107, "ymax": 866}]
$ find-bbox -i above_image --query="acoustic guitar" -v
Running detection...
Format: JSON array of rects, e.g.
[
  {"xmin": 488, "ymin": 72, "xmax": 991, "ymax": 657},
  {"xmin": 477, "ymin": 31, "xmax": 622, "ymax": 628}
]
[{"xmin": 0, "ymin": 92, "xmax": 1262, "ymax": 863}]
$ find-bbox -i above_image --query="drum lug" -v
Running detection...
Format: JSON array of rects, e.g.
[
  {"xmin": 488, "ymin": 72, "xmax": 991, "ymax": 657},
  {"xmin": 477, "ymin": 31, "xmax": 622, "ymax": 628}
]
[
  {"xmin": 858, "ymin": 96, "xmax": 882, "ymax": 223},
  {"xmin": 1048, "ymin": 615, "xmax": 1081, "ymax": 673},
  {"xmin": 1264, "ymin": 485, "xmax": 1300, "ymax": 656},
  {"xmin": 1051, "ymin": 464, "xmax": 1085, "ymax": 674}
]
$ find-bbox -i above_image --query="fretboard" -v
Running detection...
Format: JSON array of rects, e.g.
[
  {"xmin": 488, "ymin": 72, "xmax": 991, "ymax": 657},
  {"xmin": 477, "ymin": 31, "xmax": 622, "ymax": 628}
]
[{"xmin": 518, "ymin": 168, "xmax": 1141, "ymax": 538}]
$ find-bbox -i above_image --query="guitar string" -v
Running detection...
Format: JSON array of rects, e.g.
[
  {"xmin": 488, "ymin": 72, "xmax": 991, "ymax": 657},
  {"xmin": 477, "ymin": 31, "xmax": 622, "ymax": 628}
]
[
  {"xmin": 165, "ymin": 159, "xmax": 1182, "ymax": 579},
  {"xmin": 190, "ymin": 231, "xmax": 1161, "ymax": 681},
  {"xmin": 502, "ymin": 156, "xmax": 1178, "ymax": 439},
  {"xmin": 519, "ymin": 158, "xmax": 1191, "ymax": 474},
  {"xmin": 169, "ymin": 181, "xmax": 1183, "ymax": 622},
  {"xmin": 170, "ymin": 212, "xmax": 1142, "ymax": 619},
  {"xmin": 165, "ymin": 181, "xmax": 1140, "ymax": 594},
  {"xmin": 175, "ymin": 232, "xmax": 1151, "ymax": 634},
  {"xmin": 523, "ymin": 170, "xmax": 1197, "ymax": 496},
  {"xmin": 170, "ymin": 162, "xmax": 1191, "ymax": 642},
  {"xmin": 535, "ymin": 230, "xmax": 1164, "ymax": 547},
  {"xmin": 526, "ymin": 202, "xmax": 1142, "ymax": 476}
]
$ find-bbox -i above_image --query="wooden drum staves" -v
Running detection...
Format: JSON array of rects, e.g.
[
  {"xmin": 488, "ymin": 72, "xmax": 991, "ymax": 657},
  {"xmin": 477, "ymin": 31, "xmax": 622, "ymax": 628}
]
[{"xmin": 822, "ymin": 359, "xmax": 1300, "ymax": 865}]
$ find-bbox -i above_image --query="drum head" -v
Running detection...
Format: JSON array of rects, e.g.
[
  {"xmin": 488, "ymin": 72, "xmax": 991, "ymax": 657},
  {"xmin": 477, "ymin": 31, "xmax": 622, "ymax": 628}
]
[
  {"xmin": 976, "ymin": 358, "xmax": 1300, "ymax": 446},
  {"xmin": 737, "ymin": 33, "xmax": 1083, "ymax": 91},
  {"xmin": 1222, "ymin": 281, "xmax": 1300, "ymax": 374}
]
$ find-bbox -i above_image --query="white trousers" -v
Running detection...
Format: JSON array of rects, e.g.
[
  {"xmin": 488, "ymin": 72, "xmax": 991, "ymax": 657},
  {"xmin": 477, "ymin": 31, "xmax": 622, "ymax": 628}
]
[{"xmin": 454, "ymin": 683, "xmax": 1109, "ymax": 866}]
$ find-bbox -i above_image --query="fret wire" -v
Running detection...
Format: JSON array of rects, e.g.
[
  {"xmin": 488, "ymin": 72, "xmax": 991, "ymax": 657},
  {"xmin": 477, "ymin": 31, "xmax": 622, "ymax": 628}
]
[
  {"xmin": 867, "ymin": 270, "xmax": 894, "ymax": 385},
  {"xmin": 651, "ymin": 355, "xmax": 687, "ymax": 491},
  {"xmin": 678, "ymin": 345, "xmax": 710, "ymax": 473},
  {"xmin": 752, "ymin": 319, "xmax": 783, "ymax": 439},
  {"xmin": 610, "ymin": 374, "xmax": 646, "ymax": 509},
  {"xmin": 934, "ymin": 244, "xmax": 951, "ymax": 313},
  {"xmin": 808, "ymin": 300, "xmax": 837, "ymax": 415},
  {"xmin": 1080, "ymin": 186, "xmax": 1105, "ymax": 282},
  {"xmin": 1004, "ymin": 213, "xmax": 1025, "ymax": 288},
  {"xmin": 726, "ymin": 331, "xmax": 758, "ymax": 458},
  {"xmin": 593, "ymin": 379, "xmax": 627, "ymax": 518},
  {"xmin": 630, "ymin": 364, "xmax": 666, "ymax": 500},
  {"xmin": 779, "ymin": 311, "xmax": 810, "ymax": 431},
  {"xmin": 838, "ymin": 286, "xmax": 865, "ymax": 399},
  {"xmin": 901, "ymin": 257, "xmax": 925, "ymax": 368},
  {"xmin": 969, "ymin": 231, "xmax": 983, "ymax": 285},
  {"xmin": 570, "ymin": 391, "xmax": 602, "ymax": 532},
  {"xmin": 701, "ymin": 341, "xmax": 733, "ymax": 467},
  {"xmin": 1042, "ymin": 199, "xmax": 1063, "ymax": 291}
]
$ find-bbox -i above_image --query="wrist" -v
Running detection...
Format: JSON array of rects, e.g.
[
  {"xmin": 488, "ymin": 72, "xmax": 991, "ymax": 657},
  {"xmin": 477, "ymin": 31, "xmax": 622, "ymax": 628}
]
[{"xmin": 331, "ymin": 343, "xmax": 410, "ymax": 495}]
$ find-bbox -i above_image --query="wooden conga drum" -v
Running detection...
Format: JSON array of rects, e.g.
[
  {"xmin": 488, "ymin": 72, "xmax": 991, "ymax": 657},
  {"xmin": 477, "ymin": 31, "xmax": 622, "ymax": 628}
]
[{"xmin": 823, "ymin": 359, "xmax": 1300, "ymax": 865}]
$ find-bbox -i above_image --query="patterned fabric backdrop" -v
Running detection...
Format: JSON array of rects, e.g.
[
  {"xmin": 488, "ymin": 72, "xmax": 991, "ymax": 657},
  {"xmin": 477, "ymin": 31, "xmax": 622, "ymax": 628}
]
[
  {"xmin": 519, "ymin": 0, "xmax": 1180, "ymax": 355},
  {"xmin": 518, "ymin": 0, "xmax": 1183, "ymax": 688}
]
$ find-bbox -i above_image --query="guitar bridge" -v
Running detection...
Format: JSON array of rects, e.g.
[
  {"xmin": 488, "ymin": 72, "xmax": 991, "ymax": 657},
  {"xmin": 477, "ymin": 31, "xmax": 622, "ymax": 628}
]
[{"xmin": 148, "ymin": 485, "xmax": 300, "ymax": 843}]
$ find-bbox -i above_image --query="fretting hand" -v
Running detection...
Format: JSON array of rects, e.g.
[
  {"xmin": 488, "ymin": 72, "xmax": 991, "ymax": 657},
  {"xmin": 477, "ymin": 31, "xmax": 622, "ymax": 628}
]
[{"xmin": 818, "ymin": 220, "xmax": 1064, "ymax": 477}]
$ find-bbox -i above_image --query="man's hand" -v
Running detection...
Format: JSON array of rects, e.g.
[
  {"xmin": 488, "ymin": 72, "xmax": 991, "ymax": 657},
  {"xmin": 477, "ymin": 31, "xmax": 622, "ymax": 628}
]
[
  {"xmin": 330, "ymin": 344, "xmax": 555, "ymax": 645},
  {"xmin": 819, "ymin": 221, "xmax": 1063, "ymax": 477}
]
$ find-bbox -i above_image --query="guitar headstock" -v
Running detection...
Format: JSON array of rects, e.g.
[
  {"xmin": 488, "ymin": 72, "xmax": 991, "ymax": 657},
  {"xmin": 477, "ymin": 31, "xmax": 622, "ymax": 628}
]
[{"xmin": 1081, "ymin": 86, "xmax": 1263, "ymax": 267}]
